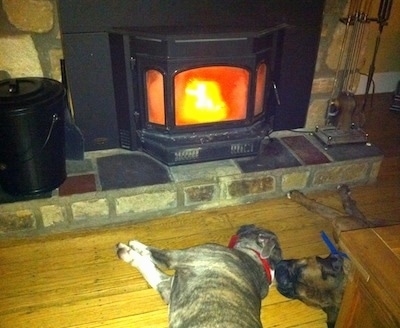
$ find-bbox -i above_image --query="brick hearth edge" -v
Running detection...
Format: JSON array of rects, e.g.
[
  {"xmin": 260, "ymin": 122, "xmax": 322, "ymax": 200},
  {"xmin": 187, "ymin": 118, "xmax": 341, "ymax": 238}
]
[{"xmin": 0, "ymin": 131, "xmax": 383, "ymax": 238}]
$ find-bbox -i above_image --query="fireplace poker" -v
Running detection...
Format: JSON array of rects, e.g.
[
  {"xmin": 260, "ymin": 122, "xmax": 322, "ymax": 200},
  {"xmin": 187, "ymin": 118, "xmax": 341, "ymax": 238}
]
[
  {"xmin": 61, "ymin": 59, "xmax": 85, "ymax": 160},
  {"xmin": 361, "ymin": 0, "xmax": 393, "ymax": 112}
]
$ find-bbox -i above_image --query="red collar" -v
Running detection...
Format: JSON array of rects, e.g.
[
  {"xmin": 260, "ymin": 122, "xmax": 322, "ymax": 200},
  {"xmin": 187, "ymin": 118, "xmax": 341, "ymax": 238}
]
[{"xmin": 228, "ymin": 235, "xmax": 273, "ymax": 284}]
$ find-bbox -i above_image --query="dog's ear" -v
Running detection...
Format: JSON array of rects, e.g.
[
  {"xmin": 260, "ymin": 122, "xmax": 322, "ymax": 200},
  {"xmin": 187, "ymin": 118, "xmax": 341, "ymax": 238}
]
[
  {"xmin": 258, "ymin": 234, "xmax": 278, "ymax": 259},
  {"xmin": 317, "ymin": 254, "xmax": 344, "ymax": 278},
  {"xmin": 236, "ymin": 224, "xmax": 256, "ymax": 235}
]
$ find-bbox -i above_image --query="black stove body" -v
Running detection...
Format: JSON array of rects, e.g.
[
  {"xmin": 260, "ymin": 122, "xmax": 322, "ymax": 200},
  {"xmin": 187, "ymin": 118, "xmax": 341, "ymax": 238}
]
[
  {"xmin": 114, "ymin": 26, "xmax": 284, "ymax": 164},
  {"xmin": 58, "ymin": 0, "xmax": 325, "ymax": 165}
]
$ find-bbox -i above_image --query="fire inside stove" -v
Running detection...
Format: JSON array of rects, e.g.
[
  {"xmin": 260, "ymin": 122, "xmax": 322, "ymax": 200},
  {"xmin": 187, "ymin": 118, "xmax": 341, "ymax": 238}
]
[
  {"xmin": 126, "ymin": 26, "xmax": 284, "ymax": 165},
  {"xmin": 147, "ymin": 65, "xmax": 266, "ymax": 127},
  {"xmin": 175, "ymin": 67, "xmax": 248, "ymax": 125}
]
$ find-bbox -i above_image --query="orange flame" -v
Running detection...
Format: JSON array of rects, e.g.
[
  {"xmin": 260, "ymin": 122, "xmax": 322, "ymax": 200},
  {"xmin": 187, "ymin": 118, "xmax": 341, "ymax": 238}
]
[
  {"xmin": 179, "ymin": 79, "xmax": 228, "ymax": 124},
  {"xmin": 173, "ymin": 66, "xmax": 249, "ymax": 126}
]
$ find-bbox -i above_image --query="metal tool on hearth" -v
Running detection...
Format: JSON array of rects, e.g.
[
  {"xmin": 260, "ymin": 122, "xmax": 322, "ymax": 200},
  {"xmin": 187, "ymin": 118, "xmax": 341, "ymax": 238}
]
[
  {"xmin": 360, "ymin": 0, "xmax": 393, "ymax": 113},
  {"xmin": 61, "ymin": 59, "xmax": 85, "ymax": 160},
  {"xmin": 315, "ymin": 0, "xmax": 392, "ymax": 147}
]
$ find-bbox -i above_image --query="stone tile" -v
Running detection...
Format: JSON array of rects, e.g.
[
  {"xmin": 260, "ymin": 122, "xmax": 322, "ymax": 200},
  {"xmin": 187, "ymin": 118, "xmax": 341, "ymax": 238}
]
[
  {"xmin": 170, "ymin": 160, "xmax": 240, "ymax": 182},
  {"xmin": 49, "ymin": 48, "xmax": 63, "ymax": 81},
  {"xmin": 281, "ymin": 135, "xmax": 330, "ymax": 165},
  {"xmin": 71, "ymin": 199, "xmax": 109, "ymax": 220},
  {"xmin": 184, "ymin": 184, "xmax": 217, "ymax": 205},
  {"xmin": 3, "ymin": 0, "xmax": 54, "ymax": 33},
  {"xmin": 97, "ymin": 153, "xmax": 171, "ymax": 190},
  {"xmin": 59, "ymin": 174, "xmax": 97, "ymax": 196},
  {"xmin": 305, "ymin": 98, "xmax": 329, "ymax": 128},
  {"xmin": 369, "ymin": 161, "xmax": 382, "ymax": 181},
  {"xmin": 115, "ymin": 190, "xmax": 177, "ymax": 215},
  {"xmin": 41, "ymin": 205, "xmax": 65, "ymax": 227},
  {"xmin": 325, "ymin": 143, "xmax": 382, "ymax": 161},
  {"xmin": 225, "ymin": 175, "xmax": 275, "ymax": 198},
  {"xmin": 313, "ymin": 163, "xmax": 369, "ymax": 186},
  {"xmin": 0, "ymin": 210, "xmax": 36, "ymax": 232},
  {"xmin": 236, "ymin": 139, "xmax": 301, "ymax": 172},
  {"xmin": 66, "ymin": 159, "xmax": 94, "ymax": 174},
  {"xmin": 0, "ymin": 35, "xmax": 42, "ymax": 76},
  {"xmin": 282, "ymin": 171, "xmax": 310, "ymax": 192}
]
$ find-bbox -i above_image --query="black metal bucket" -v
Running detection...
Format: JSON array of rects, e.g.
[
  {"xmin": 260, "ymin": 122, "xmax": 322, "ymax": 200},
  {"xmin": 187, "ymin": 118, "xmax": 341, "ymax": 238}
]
[{"xmin": 0, "ymin": 77, "xmax": 67, "ymax": 195}]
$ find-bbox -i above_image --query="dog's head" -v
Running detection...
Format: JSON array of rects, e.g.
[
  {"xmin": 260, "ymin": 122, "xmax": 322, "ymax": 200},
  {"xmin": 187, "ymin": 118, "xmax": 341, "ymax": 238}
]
[
  {"xmin": 275, "ymin": 253, "xmax": 348, "ymax": 327},
  {"xmin": 234, "ymin": 224, "xmax": 282, "ymax": 267}
]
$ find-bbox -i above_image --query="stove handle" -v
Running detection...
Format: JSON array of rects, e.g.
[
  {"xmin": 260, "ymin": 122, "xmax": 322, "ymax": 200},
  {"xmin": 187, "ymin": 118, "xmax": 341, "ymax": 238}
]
[{"xmin": 272, "ymin": 81, "xmax": 281, "ymax": 106}]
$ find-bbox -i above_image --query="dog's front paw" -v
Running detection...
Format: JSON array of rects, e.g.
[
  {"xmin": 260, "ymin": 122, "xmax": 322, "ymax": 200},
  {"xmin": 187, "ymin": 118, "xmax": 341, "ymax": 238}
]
[
  {"xmin": 337, "ymin": 184, "xmax": 350, "ymax": 194},
  {"xmin": 287, "ymin": 190, "xmax": 302, "ymax": 199},
  {"xmin": 128, "ymin": 240, "xmax": 149, "ymax": 255},
  {"xmin": 116, "ymin": 243, "xmax": 136, "ymax": 263},
  {"xmin": 116, "ymin": 241, "xmax": 153, "ymax": 268}
]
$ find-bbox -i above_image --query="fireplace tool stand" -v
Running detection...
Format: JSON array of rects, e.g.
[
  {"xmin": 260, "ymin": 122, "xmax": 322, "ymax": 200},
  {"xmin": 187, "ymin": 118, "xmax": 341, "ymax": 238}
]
[
  {"xmin": 314, "ymin": 125, "xmax": 368, "ymax": 147},
  {"xmin": 315, "ymin": 0, "xmax": 392, "ymax": 147}
]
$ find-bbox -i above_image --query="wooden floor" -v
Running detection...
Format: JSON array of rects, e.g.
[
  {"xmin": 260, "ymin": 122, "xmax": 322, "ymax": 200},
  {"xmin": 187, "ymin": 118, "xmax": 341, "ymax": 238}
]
[{"xmin": 0, "ymin": 94, "xmax": 399, "ymax": 328}]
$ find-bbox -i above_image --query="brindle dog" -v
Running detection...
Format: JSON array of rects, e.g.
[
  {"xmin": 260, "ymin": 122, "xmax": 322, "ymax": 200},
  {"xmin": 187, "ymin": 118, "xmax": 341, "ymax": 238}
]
[
  {"xmin": 116, "ymin": 225, "xmax": 282, "ymax": 328},
  {"xmin": 275, "ymin": 184, "xmax": 390, "ymax": 328}
]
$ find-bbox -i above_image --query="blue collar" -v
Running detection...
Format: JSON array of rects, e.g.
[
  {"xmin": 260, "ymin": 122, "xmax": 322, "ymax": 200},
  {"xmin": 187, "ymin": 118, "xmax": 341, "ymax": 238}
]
[{"xmin": 320, "ymin": 230, "xmax": 348, "ymax": 259}]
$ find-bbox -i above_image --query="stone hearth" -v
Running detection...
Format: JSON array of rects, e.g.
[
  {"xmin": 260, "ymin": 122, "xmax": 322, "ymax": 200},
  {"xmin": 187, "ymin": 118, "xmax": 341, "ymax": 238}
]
[{"xmin": 0, "ymin": 131, "xmax": 382, "ymax": 238}]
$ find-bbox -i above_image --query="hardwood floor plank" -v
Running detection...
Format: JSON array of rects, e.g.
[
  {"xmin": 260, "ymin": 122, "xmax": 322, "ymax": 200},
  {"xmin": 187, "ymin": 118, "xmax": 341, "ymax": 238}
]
[
  {"xmin": 261, "ymin": 298, "xmax": 326, "ymax": 327},
  {"xmin": 0, "ymin": 289, "xmax": 166, "ymax": 327}
]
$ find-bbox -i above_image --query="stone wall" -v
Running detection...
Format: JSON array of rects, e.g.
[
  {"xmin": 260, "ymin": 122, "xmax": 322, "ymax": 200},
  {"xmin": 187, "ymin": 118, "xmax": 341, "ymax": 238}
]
[
  {"xmin": 0, "ymin": 0, "xmax": 62, "ymax": 81},
  {"xmin": 307, "ymin": 0, "xmax": 350, "ymax": 129},
  {"xmin": 0, "ymin": 0, "xmax": 382, "ymax": 131}
]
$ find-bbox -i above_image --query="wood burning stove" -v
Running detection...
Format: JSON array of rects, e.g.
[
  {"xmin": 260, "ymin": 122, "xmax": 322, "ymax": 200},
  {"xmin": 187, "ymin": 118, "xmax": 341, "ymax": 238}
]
[
  {"xmin": 116, "ymin": 26, "xmax": 285, "ymax": 165},
  {"xmin": 58, "ymin": 0, "xmax": 325, "ymax": 161}
]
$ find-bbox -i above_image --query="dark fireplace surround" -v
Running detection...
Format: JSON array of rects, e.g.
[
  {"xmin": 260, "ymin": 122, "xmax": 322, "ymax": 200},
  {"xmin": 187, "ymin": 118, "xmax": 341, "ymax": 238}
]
[{"xmin": 58, "ymin": 0, "xmax": 325, "ymax": 165}]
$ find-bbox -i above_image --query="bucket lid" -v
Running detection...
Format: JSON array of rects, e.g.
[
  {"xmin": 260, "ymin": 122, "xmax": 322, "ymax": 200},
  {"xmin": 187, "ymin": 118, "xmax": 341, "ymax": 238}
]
[{"xmin": 0, "ymin": 77, "xmax": 65, "ymax": 111}]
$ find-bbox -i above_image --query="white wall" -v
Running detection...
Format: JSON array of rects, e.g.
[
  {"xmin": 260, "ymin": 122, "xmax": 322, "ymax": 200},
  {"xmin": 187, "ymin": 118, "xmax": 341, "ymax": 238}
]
[{"xmin": 355, "ymin": 71, "xmax": 400, "ymax": 95}]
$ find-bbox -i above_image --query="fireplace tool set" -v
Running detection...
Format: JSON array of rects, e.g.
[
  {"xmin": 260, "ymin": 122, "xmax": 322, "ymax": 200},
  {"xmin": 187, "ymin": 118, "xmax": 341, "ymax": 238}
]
[{"xmin": 315, "ymin": 0, "xmax": 393, "ymax": 146}]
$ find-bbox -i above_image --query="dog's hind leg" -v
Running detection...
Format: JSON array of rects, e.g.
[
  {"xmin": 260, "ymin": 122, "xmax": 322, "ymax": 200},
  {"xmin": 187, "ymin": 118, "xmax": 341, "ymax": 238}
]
[
  {"xmin": 337, "ymin": 184, "xmax": 392, "ymax": 228},
  {"xmin": 288, "ymin": 189, "xmax": 370, "ymax": 241},
  {"xmin": 287, "ymin": 190, "xmax": 344, "ymax": 221},
  {"xmin": 116, "ymin": 242, "xmax": 172, "ymax": 303},
  {"xmin": 337, "ymin": 185, "xmax": 368, "ymax": 222}
]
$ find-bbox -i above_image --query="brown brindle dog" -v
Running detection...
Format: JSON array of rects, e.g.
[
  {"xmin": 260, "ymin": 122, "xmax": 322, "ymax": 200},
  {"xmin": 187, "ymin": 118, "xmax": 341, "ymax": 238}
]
[
  {"xmin": 275, "ymin": 184, "xmax": 391, "ymax": 328},
  {"xmin": 116, "ymin": 225, "xmax": 282, "ymax": 328}
]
